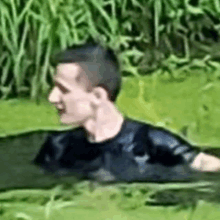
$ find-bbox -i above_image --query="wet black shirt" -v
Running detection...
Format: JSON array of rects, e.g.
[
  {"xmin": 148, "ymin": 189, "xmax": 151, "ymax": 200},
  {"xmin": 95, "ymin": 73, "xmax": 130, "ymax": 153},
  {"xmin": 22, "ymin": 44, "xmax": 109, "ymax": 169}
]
[{"xmin": 33, "ymin": 117, "xmax": 201, "ymax": 182}]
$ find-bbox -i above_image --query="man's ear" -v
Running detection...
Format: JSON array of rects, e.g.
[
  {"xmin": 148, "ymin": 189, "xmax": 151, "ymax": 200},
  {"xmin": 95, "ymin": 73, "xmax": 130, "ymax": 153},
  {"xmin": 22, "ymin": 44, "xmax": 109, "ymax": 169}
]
[
  {"xmin": 91, "ymin": 87, "xmax": 109, "ymax": 105},
  {"xmin": 90, "ymin": 87, "xmax": 113, "ymax": 126}
]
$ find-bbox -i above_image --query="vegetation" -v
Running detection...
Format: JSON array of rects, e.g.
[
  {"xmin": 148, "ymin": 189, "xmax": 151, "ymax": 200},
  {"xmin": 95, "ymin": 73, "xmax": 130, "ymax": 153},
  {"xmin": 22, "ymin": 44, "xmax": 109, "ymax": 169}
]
[
  {"xmin": 0, "ymin": 181, "xmax": 220, "ymax": 220},
  {"xmin": 1, "ymin": 0, "xmax": 220, "ymax": 219},
  {"xmin": 1, "ymin": 0, "xmax": 220, "ymax": 101}
]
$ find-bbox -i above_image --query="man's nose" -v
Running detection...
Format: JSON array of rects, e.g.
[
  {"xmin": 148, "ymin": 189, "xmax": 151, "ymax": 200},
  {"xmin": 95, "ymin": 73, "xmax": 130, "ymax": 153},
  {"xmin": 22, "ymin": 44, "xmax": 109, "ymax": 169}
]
[{"xmin": 48, "ymin": 87, "xmax": 61, "ymax": 104}]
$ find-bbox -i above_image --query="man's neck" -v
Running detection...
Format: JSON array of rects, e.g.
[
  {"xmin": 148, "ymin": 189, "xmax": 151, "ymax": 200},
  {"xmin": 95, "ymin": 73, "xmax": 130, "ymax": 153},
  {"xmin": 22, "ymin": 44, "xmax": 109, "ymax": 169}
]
[{"xmin": 83, "ymin": 108, "xmax": 124, "ymax": 143}]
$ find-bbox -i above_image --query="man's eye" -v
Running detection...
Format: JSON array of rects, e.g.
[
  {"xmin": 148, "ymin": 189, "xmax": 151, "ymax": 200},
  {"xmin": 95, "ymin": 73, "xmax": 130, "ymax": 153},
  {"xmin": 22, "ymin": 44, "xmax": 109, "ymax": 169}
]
[
  {"xmin": 54, "ymin": 82, "xmax": 70, "ymax": 94},
  {"xmin": 63, "ymin": 90, "xmax": 69, "ymax": 94},
  {"xmin": 59, "ymin": 87, "xmax": 69, "ymax": 94}
]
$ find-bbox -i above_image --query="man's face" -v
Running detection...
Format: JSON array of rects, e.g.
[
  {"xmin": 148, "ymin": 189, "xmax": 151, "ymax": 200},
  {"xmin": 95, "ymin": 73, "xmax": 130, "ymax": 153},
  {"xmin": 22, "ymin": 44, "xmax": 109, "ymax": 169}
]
[{"xmin": 48, "ymin": 63, "xmax": 94, "ymax": 126}]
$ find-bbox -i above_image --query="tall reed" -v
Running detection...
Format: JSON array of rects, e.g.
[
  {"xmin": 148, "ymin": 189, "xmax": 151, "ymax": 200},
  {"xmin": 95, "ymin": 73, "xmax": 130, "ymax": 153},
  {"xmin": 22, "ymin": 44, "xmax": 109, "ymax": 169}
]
[{"xmin": 0, "ymin": 0, "xmax": 220, "ymax": 100}]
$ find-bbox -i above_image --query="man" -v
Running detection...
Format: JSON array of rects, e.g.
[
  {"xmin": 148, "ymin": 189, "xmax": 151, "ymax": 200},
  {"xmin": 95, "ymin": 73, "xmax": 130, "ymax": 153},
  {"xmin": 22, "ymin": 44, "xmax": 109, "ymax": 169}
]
[{"xmin": 33, "ymin": 43, "xmax": 220, "ymax": 182}]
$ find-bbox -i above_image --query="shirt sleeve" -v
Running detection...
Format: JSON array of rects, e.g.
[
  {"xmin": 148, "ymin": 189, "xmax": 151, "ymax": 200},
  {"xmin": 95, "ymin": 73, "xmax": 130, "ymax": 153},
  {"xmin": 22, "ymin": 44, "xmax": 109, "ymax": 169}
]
[
  {"xmin": 141, "ymin": 125, "xmax": 201, "ymax": 166},
  {"xmin": 32, "ymin": 129, "xmax": 102, "ymax": 177}
]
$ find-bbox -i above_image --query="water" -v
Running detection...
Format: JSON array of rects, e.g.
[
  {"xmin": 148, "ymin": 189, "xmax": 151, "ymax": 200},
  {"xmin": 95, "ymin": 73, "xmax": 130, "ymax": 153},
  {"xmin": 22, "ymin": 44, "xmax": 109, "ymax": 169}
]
[
  {"xmin": 0, "ymin": 131, "xmax": 80, "ymax": 190},
  {"xmin": 1, "ymin": 131, "xmax": 220, "ymax": 207}
]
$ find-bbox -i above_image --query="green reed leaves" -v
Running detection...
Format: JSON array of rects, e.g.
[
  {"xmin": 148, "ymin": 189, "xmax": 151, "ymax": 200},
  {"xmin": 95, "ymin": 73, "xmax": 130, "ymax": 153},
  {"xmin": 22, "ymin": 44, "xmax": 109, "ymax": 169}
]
[{"xmin": 1, "ymin": 0, "xmax": 220, "ymax": 100}]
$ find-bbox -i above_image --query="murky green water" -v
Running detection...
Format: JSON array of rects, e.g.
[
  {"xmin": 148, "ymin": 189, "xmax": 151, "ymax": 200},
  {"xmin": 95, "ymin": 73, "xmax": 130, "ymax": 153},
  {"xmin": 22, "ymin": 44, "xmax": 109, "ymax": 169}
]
[
  {"xmin": 1, "ymin": 131, "xmax": 220, "ymax": 208},
  {"xmin": 0, "ymin": 131, "xmax": 79, "ymax": 190}
]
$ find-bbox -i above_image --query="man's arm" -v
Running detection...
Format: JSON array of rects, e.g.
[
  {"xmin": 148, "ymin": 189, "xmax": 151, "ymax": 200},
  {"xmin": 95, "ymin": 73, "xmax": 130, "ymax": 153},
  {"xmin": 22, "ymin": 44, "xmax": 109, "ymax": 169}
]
[{"xmin": 147, "ymin": 126, "xmax": 220, "ymax": 172}]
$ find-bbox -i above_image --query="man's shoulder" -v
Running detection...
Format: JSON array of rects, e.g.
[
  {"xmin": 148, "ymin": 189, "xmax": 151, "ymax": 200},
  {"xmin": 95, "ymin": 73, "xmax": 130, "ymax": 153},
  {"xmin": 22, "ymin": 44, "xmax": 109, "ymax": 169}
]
[
  {"xmin": 125, "ymin": 118, "xmax": 155, "ymax": 137},
  {"xmin": 123, "ymin": 118, "xmax": 153, "ymax": 146},
  {"xmin": 129, "ymin": 118, "xmax": 189, "ymax": 146},
  {"xmin": 128, "ymin": 119, "xmax": 199, "ymax": 166}
]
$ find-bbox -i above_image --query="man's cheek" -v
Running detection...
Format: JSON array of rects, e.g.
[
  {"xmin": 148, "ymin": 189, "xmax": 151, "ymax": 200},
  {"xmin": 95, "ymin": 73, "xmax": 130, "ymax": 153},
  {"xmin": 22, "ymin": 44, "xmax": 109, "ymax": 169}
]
[
  {"xmin": 65, "ymin": 104, "xmax": 77, "ymax": 114},
  {"xmin": 78, "ymin": 102, "xmax": 92, "ymax": 113},
  {"xmin": 62, "ymin": 106, "xmax": 89, "ymax": 119},
  {"xmin": 68, "ymin": 101, "xmax": 91, "ymax": 114},
  {"xmin": 63, "ymin": 99, "xmax": 78, "ymax": 114}
]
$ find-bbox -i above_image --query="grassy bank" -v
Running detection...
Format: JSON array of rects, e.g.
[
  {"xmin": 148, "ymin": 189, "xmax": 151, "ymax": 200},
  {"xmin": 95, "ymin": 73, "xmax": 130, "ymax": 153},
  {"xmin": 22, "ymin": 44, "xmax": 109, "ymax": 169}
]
[
  {"xmin": 1, "ymin": 72, "xmax": 220, "ymax": 146},
  {"xmin": 0, "ymin": 181, "xmax": 220, "ymax": 220}
]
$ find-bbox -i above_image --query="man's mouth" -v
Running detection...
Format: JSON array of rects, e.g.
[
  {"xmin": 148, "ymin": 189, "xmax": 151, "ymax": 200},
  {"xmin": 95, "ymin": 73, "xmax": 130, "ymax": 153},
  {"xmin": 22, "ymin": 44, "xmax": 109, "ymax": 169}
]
[{"xmin": 57, "ymin": 109, "xmax": 65, "ymax": 115}]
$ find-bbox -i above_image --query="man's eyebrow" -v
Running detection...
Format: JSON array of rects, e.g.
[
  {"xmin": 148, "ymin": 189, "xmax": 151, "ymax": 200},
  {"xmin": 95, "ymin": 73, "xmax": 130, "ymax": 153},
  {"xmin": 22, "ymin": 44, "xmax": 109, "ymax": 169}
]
[{"xmin": 54, "ymin": 80, "xmax": 71, "ymax": 92}]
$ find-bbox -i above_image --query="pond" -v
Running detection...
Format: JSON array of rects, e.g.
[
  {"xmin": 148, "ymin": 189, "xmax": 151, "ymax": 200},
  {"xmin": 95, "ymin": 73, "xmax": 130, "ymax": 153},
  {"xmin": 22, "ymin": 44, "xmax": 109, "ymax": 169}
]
[{"xmin": 1, "ymin": 131, "xmax": 220, "ymax": 208}]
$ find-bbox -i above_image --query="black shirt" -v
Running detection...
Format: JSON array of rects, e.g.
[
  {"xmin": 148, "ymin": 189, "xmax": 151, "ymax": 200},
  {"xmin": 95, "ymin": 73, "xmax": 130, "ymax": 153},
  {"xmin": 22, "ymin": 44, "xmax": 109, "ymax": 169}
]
[{"xmin": 33, "ymin": 117, "xmax": 201, "ymax": 182}]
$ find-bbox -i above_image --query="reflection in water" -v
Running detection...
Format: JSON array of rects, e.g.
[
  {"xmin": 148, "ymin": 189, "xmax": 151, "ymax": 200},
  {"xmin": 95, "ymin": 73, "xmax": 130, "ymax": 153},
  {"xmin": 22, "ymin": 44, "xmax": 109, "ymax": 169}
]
[{"xmin": 0, "ymin": 131, "xmax": 220, "ymax": 207}]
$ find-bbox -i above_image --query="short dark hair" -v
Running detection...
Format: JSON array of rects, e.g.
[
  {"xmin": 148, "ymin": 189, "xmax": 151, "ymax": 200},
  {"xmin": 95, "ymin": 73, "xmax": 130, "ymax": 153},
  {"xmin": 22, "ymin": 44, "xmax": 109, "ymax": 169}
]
[{"xmin": 52, "ymin": 43, "xmax": 121, "ymax": 102}]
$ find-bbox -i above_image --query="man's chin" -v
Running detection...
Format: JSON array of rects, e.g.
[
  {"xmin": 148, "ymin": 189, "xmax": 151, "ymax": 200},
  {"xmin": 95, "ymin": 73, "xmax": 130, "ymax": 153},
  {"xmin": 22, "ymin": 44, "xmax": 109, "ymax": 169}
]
[{"xmin": 59, "ymin": 115, "xmax": 81, "ymax": 126}]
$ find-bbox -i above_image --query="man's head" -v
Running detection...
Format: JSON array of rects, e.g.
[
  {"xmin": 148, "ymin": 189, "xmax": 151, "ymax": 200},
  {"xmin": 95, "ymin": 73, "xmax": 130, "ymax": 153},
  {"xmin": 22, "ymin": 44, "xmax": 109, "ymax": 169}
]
[{"xmin": 48, "ymin": 43, "xmax": 122, "ymax": 126}]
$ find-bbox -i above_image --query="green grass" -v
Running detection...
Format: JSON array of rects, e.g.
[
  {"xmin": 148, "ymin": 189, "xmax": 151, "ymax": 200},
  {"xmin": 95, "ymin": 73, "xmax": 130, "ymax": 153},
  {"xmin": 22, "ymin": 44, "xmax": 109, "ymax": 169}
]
[
  {"xmin": 0, "ymin": 98, "xmax": 73, "ymax": 137},
  {"xmin": 0, "ymin": 181, "xmax": 220, "ymax": 220},
  {"xmin": 1, "ymin": 200, "xmax": 220, "ymax": 220},
  {"xmin": 118, "ymin": 73, "xmax": 220, "ymax": 147}
]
